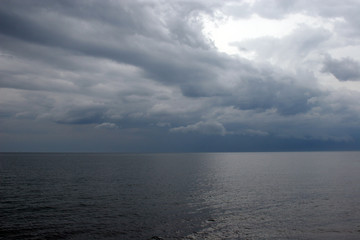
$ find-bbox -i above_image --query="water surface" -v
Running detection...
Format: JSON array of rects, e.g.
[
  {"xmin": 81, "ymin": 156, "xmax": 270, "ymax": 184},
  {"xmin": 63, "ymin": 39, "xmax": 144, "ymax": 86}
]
[{"xmin": 1, "ymin": 152, "xmax": 360, "ymax": 239}]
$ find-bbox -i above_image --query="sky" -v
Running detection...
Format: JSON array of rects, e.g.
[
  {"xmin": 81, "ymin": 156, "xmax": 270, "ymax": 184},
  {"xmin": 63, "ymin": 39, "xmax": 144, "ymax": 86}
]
[{"xmin": 1, "ymin": 0, "xmax": 360, "ymax": 152}]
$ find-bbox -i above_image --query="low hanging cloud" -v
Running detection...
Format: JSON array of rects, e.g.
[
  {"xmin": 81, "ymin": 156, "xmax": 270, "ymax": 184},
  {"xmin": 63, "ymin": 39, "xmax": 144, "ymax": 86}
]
[
  {"xmin": 170, "ymin": 121, "xmax": 227, "ymax": 136},
  {"xmin": 95, "ymin": 122, "xmax": 119, "ymax": 129},
  {"xmin": 239, "ymin": 129, "xmax": 269, "ymax": 137}
]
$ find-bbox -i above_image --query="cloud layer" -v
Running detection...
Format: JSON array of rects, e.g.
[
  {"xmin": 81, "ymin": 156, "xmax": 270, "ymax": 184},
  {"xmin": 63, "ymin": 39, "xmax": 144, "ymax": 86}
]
[{"xmin": 1, "ymin": 0, "xmax": 360, "ymax": 152}]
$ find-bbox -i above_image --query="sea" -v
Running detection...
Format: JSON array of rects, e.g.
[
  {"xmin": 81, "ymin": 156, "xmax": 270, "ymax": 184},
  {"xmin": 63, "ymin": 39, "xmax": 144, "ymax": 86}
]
[{"xmin": 1, "ymin": 152, "xmax": 360, "ymax": 240}]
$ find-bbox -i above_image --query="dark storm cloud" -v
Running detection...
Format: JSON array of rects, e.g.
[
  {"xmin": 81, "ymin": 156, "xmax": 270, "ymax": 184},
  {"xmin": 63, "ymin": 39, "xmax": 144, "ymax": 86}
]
[
  {"xmin": 1, "ymin": 0, "xmax": 360, "ymax": 151},
  {"xmin": 0, "ymin": 0, "xmax": 318, "ymax": 111},
  {"xmin": 322, "ymin": 55, "xmax": 360, "ymax": 81},
  {"xmin": 53, "ymin": 106, "xmax": 107, "ymax": 125},
  {"xmin": 228, "ymin": 77, "xmax": 317, "ymax": 115},
  {"xmin": 0, "ymin": 0, "xmax": 228, "ymax": 97}
]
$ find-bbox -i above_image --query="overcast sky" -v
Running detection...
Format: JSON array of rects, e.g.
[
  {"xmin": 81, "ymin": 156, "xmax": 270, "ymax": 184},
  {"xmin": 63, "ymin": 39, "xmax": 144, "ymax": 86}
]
[{"xmin": 1, "ymin": 0, "xmax": 360, "ymax": 152}]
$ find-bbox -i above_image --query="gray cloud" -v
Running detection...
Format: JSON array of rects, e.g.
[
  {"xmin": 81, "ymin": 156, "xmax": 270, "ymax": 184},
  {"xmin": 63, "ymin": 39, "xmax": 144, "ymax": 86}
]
[
  {"xmin": 1, "ymin": 0, "xmax": 360, "ymax": 151},
  {"xmin": 233, "ymin": 25, "xmax": 332, "ymax": 66},
  {"xmin": 226, "ymin": 76, "xmax": 318, "ymax": 115},
  {"xmin": 170, "ymin": 121, "xmax": 227, "ymax": 136},
  {"xmin": 242, "ymin": 129, "xmax": 269, "ymax": 136},
  {"xmin": 322, "ymin": 55, "xmax": 360, "ymax": 81},
  {"xmin": 95, "ymin": 122, "xmax": 118, "ymax": 129},
  {"xmin": 0, "ymin": 0, "xmax": 230, "ymax": 99}
]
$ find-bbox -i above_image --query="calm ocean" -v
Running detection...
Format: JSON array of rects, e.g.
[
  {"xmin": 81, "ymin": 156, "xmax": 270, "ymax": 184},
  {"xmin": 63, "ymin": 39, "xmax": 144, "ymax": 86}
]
[{"xmin": 1, "ymin": 152, "xmax": 360, "ymax": 239}]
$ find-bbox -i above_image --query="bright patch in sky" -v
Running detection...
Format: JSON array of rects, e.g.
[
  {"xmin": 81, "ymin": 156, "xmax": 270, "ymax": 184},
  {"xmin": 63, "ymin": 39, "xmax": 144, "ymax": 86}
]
[
  {"xmin": 201, "ymin": 10, "xmax": 360, "ymax": 93},
  {"xmin": 202, "ymin": 13, "xmax": 337, "ymax": 58}
]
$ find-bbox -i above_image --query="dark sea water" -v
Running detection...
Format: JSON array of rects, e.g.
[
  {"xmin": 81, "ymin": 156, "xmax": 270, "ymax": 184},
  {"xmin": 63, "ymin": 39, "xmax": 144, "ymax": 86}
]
[{"xmin": 1, "ymin": 152, "xmax": 360, "ymax": 240}]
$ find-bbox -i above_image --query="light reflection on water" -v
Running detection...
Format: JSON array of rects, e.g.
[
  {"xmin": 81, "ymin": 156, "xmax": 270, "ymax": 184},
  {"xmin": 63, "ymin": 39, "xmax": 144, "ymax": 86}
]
[{"xmin": 1, "ymin": 152, "xmax": 360, "ymax": 239}]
